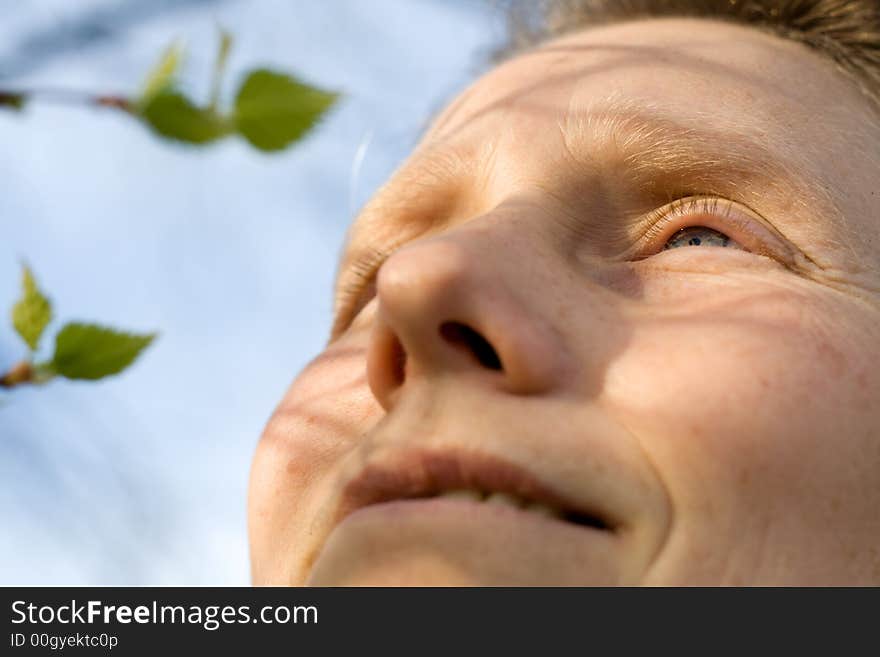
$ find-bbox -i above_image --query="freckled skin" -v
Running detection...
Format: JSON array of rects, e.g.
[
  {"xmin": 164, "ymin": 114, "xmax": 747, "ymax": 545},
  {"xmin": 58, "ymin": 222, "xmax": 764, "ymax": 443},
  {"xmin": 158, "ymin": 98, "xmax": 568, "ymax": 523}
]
[{"xmin": 248, "ymin": 18, "xmax": 880, "ymax": 585}]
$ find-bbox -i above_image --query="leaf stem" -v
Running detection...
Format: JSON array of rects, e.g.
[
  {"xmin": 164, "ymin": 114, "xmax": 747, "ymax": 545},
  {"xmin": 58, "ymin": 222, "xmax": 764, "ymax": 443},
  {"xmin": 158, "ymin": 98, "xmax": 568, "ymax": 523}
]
[
  {"xmin": 209, "ymin": 29, "xmax": 233, "ymax": 112},
  {"xmin": 0, "ymin": 361, "xmax": 34, "ymax": 388},
  {"xmin": 0, "ymin": 87, "xmax": 133, "ymax": 112}
]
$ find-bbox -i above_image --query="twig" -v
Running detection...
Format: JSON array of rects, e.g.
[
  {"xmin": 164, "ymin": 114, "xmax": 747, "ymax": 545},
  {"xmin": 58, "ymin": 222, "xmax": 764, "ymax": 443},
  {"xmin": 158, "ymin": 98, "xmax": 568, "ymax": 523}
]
[
  {"xmin": 0, "ymin": 361, "xmax": 34, "ymax": 388},
  {"xmin": 0, "ymin": 87, "xmax": 133, "ymax": 112}
]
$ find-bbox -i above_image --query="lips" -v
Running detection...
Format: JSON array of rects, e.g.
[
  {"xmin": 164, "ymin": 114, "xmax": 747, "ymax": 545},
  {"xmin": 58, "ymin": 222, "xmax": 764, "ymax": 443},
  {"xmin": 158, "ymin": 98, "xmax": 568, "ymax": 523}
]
[{"xmin": 331, "ymin": 448, "xmax": 616, "ymax": 532}]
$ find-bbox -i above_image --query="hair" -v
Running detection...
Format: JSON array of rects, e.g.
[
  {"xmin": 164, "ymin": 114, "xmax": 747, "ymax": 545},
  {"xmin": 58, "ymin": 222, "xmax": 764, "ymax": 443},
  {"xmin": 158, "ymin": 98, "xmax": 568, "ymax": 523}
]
[{"xmin": 498, "ymin": 0, "xmax": 880, "ymax": 114}]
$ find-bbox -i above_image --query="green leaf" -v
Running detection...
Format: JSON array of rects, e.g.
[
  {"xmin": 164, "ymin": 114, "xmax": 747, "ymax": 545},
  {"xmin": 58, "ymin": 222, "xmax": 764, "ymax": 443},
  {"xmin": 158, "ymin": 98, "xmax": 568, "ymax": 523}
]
[
  {"xmin": 233, "ymin": 69, "xmax": 339, "ymax": 152},
  {"xmin": 12, "ymin": 264, "xmax": 52, "ymax": 351},
  {"xmin": 0, "ymin": 91, "xmax": 26, "ymax": 111},
  {"xmin": 216, "ymin": 29, "xmax": 234, "ymax": 73},
  {"xmin": 139, "ymin": 90, "xmax": 231, "ymax": 144},
  {"xmin": 210, "ymin": 28, "xmax": 234, "ymax": 110},
  {"xmin": 50, "ymin": 323, "xmax": 156, "ymax": 381},
  {"xmin": 140, "ymin": 40, "xmax": 184, "ymax": 105}
]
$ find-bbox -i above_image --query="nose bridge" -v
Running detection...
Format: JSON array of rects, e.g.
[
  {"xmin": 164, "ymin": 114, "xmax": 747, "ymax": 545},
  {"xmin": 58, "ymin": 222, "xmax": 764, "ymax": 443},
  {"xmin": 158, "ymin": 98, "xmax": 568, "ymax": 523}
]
[
  {"xmin": 377, "ymin": 210, "xmax": 546, "ymax": 322},
  {"xmin": 375, "ymin": 232, "xmax": 483, "ymax": 331},
  {"xmin": 366, "ymin": 216, "xmax": 572, "ymax": 409}
]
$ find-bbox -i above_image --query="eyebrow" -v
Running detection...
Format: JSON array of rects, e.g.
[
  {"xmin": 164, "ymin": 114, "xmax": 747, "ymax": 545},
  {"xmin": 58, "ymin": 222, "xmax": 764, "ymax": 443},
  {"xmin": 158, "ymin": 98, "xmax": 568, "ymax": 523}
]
[{"xmin": 553, "ymin": 100, "xmax": 840, "ymax": 228}]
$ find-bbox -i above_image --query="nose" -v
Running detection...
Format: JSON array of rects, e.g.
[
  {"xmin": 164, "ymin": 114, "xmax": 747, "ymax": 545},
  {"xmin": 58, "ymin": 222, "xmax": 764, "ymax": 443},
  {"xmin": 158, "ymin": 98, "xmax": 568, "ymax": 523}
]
[{"xmin": 366, "ymin": 230, "xmax": 569, "ymax": 411}]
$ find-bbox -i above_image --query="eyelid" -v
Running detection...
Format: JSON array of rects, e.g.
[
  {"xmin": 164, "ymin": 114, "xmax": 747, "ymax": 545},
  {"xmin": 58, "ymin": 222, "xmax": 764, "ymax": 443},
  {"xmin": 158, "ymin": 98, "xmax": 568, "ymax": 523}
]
[{"xmin": 630, "ymin": 196, "xmax": 799, "ymax": 266}]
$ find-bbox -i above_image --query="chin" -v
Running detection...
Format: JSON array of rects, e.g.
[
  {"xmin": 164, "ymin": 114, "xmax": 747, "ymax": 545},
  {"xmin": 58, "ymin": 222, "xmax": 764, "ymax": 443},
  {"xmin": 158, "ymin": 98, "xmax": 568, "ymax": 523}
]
[{"xmin": 306, "ymin": 554, "xmax": 478, "ymax": 586}]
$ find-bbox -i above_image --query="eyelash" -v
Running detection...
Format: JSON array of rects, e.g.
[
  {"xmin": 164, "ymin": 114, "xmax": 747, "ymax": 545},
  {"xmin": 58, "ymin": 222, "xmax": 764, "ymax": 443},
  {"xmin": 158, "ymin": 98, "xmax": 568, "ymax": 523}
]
[
  {"xmin": 334, "ymin": 246, "xmax": 388, "ymax": 333},
  {"xmin": 643, "ymin": 196, "xmax": 732, "ymax": 240},
  {"xmin": 634, "ymin": 195, "xmax": 784, "ymax": 261},
  {"xmin": 335, "ymin": 196, "xmax": 783, "ymax": 333}
]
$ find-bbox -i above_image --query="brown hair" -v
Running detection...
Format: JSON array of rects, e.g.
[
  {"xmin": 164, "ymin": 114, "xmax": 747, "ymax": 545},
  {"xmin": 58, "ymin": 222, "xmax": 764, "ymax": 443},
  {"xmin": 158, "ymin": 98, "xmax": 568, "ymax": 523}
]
[{"xmin": 499, "ymin": 0, "xmax": 880, "ymax": 112}]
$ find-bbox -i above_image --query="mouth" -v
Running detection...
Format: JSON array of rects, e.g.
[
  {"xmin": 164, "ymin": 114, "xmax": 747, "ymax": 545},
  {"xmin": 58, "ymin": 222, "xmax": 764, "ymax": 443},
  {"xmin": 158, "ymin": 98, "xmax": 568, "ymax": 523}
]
[{"xmin": 331, "ymin": 448, "xmax": 616, "ymax": 533}]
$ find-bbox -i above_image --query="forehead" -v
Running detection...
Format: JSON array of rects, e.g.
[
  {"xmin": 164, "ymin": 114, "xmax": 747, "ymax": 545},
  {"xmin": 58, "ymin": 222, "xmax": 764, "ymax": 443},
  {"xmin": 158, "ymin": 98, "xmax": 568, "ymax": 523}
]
[{"xmin": 429, "ymin": 18, "xmax": 871, "ymax": 145}]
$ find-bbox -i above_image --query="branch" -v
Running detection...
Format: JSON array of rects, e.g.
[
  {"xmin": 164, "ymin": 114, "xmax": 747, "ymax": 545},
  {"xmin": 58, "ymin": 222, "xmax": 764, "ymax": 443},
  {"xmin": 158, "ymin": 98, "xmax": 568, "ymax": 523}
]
[
  {"xmin": 0, "ymin": 87, "xmax": 132, "ymax": 112},
  {"xmin": 0, "ymin": 361, "xmax": 34, "ymax": 388}
]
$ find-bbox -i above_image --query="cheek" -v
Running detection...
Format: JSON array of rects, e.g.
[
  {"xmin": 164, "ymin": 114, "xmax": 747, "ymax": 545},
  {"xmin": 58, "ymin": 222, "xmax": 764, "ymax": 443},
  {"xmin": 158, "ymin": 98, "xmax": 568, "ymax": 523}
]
[
  {"xmin": 603, "ymin": 274, "xmax": 873, "ymax": 461},
  {"xmin": 248, "ymin": 335, "xmax": 382, "ymax": 581},
  {"xmin": 259, "ymin": 346, "xmax": 377, "ymax": 480},
  {"xmin": 599, "ymin": 282, "xmax": 880, "ymax": 578},
  {"xmin": 608, "ymin": 312, "xmax": 826, "ymax": 478}
]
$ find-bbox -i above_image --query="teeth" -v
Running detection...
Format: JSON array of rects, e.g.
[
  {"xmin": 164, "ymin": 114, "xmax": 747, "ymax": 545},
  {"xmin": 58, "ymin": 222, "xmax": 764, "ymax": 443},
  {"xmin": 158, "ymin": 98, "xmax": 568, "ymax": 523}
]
[
  {"xmin": 485, "ymin": 492, "xmax": 524, "ymax": 508},
  {"xmin": 440, "ymin": 489, "xmax": 484, "ymax": 502},
  {"xmin": 523, "ymin": 502, "xmax": 564, "ymax": 519},
  {"xmin": 438, "ymin": 490, "xmax": 563, "ymax": 519}
]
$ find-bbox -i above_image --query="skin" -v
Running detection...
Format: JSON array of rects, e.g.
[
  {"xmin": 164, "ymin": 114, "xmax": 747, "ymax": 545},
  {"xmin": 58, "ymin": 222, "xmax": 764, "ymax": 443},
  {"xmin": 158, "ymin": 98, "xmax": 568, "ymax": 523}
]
[{"xmin": 249, "ymin": 17, "xmax": 880, "ymax": 585}]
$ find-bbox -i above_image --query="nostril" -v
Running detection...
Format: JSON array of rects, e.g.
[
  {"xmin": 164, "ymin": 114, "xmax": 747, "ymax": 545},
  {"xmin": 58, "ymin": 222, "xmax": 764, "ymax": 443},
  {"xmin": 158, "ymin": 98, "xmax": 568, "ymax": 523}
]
[
  {"xmin": 390, "ymin": 334, "xmax": 407, "ymax": 385},
  {"xmin": 439, "ymin": 322, "xmax": 503, "ymax": 371}
]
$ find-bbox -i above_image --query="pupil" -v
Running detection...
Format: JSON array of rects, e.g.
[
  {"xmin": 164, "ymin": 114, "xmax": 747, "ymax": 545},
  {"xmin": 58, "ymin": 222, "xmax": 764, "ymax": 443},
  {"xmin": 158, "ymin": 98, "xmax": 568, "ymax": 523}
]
[{"xmin": 663, "ymin": 226, "xmax": 732, "ymax": 250}]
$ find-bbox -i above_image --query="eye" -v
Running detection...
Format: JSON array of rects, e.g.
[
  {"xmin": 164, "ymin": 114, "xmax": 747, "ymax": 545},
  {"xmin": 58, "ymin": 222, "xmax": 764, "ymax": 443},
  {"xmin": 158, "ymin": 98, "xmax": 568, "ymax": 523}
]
[
  {"xmin": 662, "ymin": 225, "xmax": 743, "ymax": 251},
  {"xmin": 635, "ymin": 196, "xmax": 791, "ymax": 264}
]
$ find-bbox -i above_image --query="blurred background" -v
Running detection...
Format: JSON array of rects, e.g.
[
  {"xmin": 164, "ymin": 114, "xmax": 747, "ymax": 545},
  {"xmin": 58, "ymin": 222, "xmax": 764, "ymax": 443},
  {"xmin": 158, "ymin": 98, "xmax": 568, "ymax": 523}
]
[{"xmin": 0, "ymin": 0, "xmax": 504, "ymax": 584}]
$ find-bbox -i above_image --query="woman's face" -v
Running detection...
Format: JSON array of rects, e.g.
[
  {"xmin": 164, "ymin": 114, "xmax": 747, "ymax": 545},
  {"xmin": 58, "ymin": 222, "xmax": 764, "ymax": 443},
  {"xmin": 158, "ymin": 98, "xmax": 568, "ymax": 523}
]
[{"xmin": 249, "ymin": 18, "xmax": 880, "ymax": 585}]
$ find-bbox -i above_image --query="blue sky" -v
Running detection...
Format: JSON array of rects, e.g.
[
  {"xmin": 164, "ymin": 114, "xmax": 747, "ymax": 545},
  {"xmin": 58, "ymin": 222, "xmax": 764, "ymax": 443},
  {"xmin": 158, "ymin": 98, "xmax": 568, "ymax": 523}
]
[{"xmin": 0, "ymin": 0, "xmax": 501, "ymax": 584}]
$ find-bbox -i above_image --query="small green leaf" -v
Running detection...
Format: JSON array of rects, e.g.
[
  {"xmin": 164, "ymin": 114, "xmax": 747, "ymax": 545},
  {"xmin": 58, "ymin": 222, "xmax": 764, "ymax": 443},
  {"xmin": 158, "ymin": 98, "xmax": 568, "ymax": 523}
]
[
  {"xmin": 210, "ymin": 28, "xmax": 234, "ymax": 110},
  {"xmin": 234, "ymin": 69, "xmax": 339, "ymax": 152},
  {"xmin": 139, "ymin": 90, "xmax": 231, "ymax": 144},
  {"xmin": 0, "ymin": 91, "xmax": 26, "ymax": 111},
  {"xmin": 217, "ymin": 29, "xmax": 234, "ymax": 73},
  {"xmin": 12, "ymin": 264, "xmax": 52, "ymax": 352},
  {"xmin": 140, "ymin": 40, "xmax": 184, "ymax": 105},
  {"xmin": 51, "ymin": 323, "xmax": 156, "ymax": 381}
]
